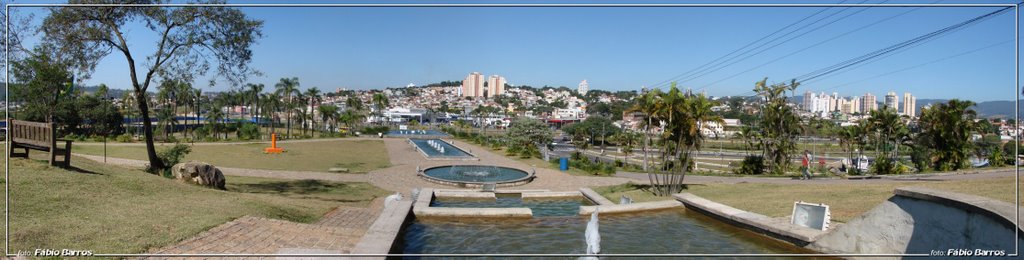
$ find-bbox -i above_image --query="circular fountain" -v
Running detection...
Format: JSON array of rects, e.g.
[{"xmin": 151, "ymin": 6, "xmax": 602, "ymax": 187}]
[{"xmin": 419, "ymin": 165, "xmax": 534, "ymax": 187}]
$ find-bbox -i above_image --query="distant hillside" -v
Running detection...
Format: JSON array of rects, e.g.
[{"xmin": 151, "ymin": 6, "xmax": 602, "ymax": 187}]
[{"xmin": 916, "ymin": 99, "xmax": 1022, "ymax": 119}]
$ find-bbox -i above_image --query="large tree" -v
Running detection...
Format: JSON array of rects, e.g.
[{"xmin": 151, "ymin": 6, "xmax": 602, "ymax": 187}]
[
  {"xmin": 9, "ymin": 46, "xmax": 75, "ymax": 124},
  {"xmin": 505, "ymin": 117, "xmax": 553, "ymax": 158},
  {"xmin": 41, "ymin": 1, "xmax": 263, "ymax": 172}
]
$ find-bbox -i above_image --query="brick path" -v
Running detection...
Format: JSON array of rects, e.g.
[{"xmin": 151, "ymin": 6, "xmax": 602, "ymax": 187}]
[{"xmin": 147, "ymin": 198, "xmax": 384, "ymax": 257}]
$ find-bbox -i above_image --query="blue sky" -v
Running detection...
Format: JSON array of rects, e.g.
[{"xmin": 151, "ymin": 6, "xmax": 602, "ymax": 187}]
[{"xmin": 9, "ymin": 1, "xmax": 1018, "ymax": 101}]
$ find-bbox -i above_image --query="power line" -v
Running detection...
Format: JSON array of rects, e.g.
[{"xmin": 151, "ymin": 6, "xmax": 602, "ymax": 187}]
[
  {"xmin": 673, "ymin": 0, "xmax": 877, "ymax": 87},
  {"xmin": 696, "ymin": 4, "xmax": 927, "ymax": 91},
  {"xmin": 646, "ymin": 1, "xmax": 848, "ymax": 89},
  {"xmin": 724, "ymin": 6, "xmax": 1010, "ymax": 98},
  {"xmin": 795, "ymin": 6, "xmax": 1011, "ymax": 82},
  {"xmin": 814, "ymin": 39, "xmax": 1012, "ymax": 91}
]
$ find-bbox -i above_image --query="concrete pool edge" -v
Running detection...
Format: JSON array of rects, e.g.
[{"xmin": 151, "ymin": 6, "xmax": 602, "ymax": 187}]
[
  {"xmin": 673, "ymin": 193, "xmax": 827, "ymax": 247},
  {"xmin": 578, "ymin": 200, "xmax": 683, "ymax": 215},
  {"xmin": 413, "ymin": 188, "xmax": 534, "ymax": 218},
  {"xmin": 579, "ymin": 187, "xmax": 616, "ymax": 206},
  {"xmin": 351, "ymin": 199, "xmax": 414, "ymax": 256}
]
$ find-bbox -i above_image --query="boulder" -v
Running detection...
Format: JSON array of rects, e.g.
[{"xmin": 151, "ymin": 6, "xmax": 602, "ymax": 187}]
[{"xmin": 173, "ymin": 161, "xmax": 227, "ymax": 190}]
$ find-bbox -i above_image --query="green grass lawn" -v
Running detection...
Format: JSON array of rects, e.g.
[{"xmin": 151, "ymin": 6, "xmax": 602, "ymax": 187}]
[
  {"xmin": 3, "ymin": 156, "xmax": 389, "ymax": 253},
  {"xmin": 594, "ymin": 177, "xmax": 1022, "ymax": 223},
  {"xmin": 73, "ymin": 139, "xmax": 391, "ymax": 172}
]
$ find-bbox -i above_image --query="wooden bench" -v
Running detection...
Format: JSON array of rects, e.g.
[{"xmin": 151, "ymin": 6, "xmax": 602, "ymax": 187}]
[{"xmin": 8, "ymin": 119, "xmax": 73, "ymax": 167}]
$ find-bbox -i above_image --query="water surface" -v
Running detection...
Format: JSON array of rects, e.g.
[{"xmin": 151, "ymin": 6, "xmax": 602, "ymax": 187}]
[{"xmin": 402, "ymin": 209, "xmax": 810, "ymax": 256}]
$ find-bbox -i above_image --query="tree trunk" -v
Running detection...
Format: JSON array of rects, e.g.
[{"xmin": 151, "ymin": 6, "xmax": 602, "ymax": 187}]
[{"xmin": 137, "ymin": 93, "xmax": 164, "ymax": 172}]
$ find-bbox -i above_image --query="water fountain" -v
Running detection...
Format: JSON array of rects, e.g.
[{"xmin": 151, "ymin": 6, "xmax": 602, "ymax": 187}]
[
  {"xmin": 585, "ymin": 210, "xmax": 601, "ymax": 257},
  {"xmin": 421, "ymin": 165, "xmax": 532, "ymax": 186},
  {"xmin": 384, "ymin": 192, "xmax": 403, "ymax": 209},
  {"xmin": 620, "ymin": 195, "xmax": 633, "ymax": 205}
]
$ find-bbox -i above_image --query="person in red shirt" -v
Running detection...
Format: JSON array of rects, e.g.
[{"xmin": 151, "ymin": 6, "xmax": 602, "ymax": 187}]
[{"xmin": 802, "ymin": 150, "xmax": 812, "ymax": 180}]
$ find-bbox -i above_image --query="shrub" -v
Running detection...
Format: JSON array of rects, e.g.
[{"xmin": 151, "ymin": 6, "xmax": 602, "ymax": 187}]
[
  {"xmin": 734, "ymin": 155, "xmax": 765, "ymax": 175},
  {"xmin": 151, "ymin": 143, "xmax": 192, "ymax": 177},
  {"xmin": 871, "ymin": 155, "xmax": 903, "ymax": 175},
  {"xmin": 236, "ymin": 123, "xmax": 261, "ymax": 140},
  {"xmin": 361, "ymin": 126, "xmax": 390, "ymax": 135},
  {"xmin": 194, "ymin": 126, "xmax": 210, "ymax": 140},
  {"xmin": 115, "ymin": 134, "xmax": 133, "ymax": 143}
]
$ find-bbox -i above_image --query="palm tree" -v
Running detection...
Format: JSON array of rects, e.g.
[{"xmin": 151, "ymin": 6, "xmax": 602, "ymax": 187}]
[
  {"xmin": 248, "ymin": 83, "xmax": 265, "ymax": 137},
  {"xmin": 614, "ymin": 131, "xmax": 642, "ymax": 166},
  {"xmin": 918, "ymin": 99, "xmax": 979, "ymax": 171},
  {"xmin": 294, "ymin": 91, "xmax": 307, "ymax": 136},
  {"xmin": 305, "ymin": 87, "xmax": 322, "ymax": 135},
  {"xmin": 193, "ymin": 88, "xmax": 203, "ymax": 138},
  {"xmin": 319, "ymin": 104, "xmax": 340, "ymax": 134},
  {"xmin": 205, "ymin": 108, "xmax": 224, "ymax": 140},
  {"xmin": 275, "ymin": 77, "xmax": 300, "ymax": 137},
  {"xmin": 647, "ymin": 83, "xmax": 723, "ymax": 196},
  {"xmin": 626, "ymin": 88, "xmax": 662, "ymax": 171},
  {"xmin": 371, "ymin": 92, "xmax": 389, "ymax": 125},
  {"xmin": 340, "ymin": 109, "xmax": 365, "ymax": 134},
  {"xmin": 120, "ymin": 91, "xmax": 138, "ymax": 136},
  {"xmin": 175, "ymin": 82, "xmax": 194, "ymax": 139},
  {"xmin": 264, "ymin": 92, "xmax": 282, "ymax": 136}
]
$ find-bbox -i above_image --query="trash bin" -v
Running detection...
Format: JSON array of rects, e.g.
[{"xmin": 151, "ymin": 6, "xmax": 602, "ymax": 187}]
[{"xmin": 559, "ymin": 157, "xmax": 569, "ymax": 171}]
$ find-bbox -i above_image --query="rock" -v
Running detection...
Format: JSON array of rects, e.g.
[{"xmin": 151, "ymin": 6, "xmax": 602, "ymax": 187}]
[
  {"xmin": 172, "ymin": 161, "xmax": 226, "ymax": 190},
  {"xmin": 328, "ymin": 167, "xmax": 350, "ymax": 173}
]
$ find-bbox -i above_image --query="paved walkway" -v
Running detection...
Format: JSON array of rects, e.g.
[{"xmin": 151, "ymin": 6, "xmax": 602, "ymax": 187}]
[{"xmin": 147, "ymin": 198, "xmax": 385, "ymax": 257}]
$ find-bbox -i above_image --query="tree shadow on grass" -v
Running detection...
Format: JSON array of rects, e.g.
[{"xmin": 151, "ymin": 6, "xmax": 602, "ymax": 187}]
[
  {"xmin": 231, "ymin": 179, "xmax": 346, "ymax": 194},
  {"xmin": 64, "ymin": 165, "xmax": 102, "ymax": 175},
  {"xmin": 228, "ymin": 179, "xmax": 371, "ymax": 203},
  {"xmin": 23, "ymin": 158, "xmax": 102, "ymax": 175}
]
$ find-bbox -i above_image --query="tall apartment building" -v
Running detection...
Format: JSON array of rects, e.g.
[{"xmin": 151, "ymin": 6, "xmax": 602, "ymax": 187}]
[
  {"xmin": 803, "ymin": 91, "xmax": 814, "ymax": 111},
  {"xmin": 861, "ymin": 93, "xmax": 877, "ymax": 112},
  {"xmin": 462, "ymin": 72, "xmax": 484, "ymax": 97},
  {"xmin": 841, "ymin": 99, "xmax": 855, "ymax": 114},
  {"xmin": 578, "ymin": 80, "xmax": 589, "ymax": 95},
  {"xmin": 831, "ymin": 92, "xmax": 840, "ymax": 111},
  {"xmin": 902, "ymin": 92, "xmax": 917, "ymax": 117},
  {"xmin": 487, "ymin": 75, "xmax": 507, "ymax": 98},
  {"xmin": 850, "ymin": 97, "xmax": 861, "ymax": 114},
  {"xmin": 884, "ymin": 91, "xmax": 898, "ymax": 111}
]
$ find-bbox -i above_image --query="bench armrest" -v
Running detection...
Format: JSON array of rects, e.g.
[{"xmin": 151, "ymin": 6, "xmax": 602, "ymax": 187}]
[{"xmin": 55, "ymin": 138, "xmax": 75, "ymax": 143}]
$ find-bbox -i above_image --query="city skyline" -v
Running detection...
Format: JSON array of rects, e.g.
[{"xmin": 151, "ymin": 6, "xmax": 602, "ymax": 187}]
[{"xmin": 9, "ymin": 1, "xmax": 1016, "ymax": 102}]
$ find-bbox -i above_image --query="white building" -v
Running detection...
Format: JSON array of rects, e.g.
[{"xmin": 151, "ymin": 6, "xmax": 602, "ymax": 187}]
[
  {"xmin": 578, "ymin": 80, "xmax": 589, "ymax": 95},
  {"xmin": 902, "ymin": 92, "xmax": 916, "ymax": 117},
  {"xmin": 884, "ymin": 91, "xmax": 898, "ymax": 111}
]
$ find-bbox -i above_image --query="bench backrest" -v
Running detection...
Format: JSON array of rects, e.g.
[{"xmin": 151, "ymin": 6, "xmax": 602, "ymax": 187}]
[{"xmin": 8, "ymin": 120, "xmax": 56, "ymax": 148}]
